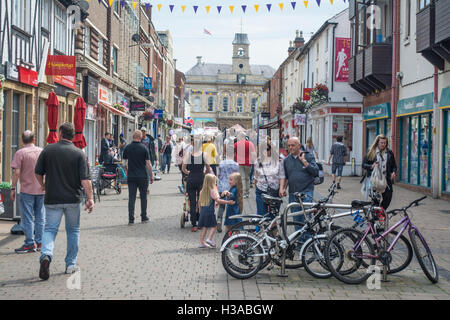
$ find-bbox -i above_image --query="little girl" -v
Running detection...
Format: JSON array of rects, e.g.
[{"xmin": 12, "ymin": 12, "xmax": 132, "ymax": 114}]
[
  {"xmin": 222, "ymin": 172, "xmax": 244, "ymax": 232},
  {"xmin": 198, "ymin": 174, "xmax": 235, "ymax": 248}
]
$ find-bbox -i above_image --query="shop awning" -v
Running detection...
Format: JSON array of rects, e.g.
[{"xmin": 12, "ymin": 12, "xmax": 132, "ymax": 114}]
[
  {"xmin": 259, "ymin": 121, "xmax": 279, "ymax": 129},
  {"xmin": 99, "ymin": 102, "xmax": 134, "ymax": 120},
  {"xmin": 397, "ymin": 93, "xmax": 434, "ymax": 117},
  {"xmin": 439, "ymin": 86, "xmax": 450, "ymax": 110},
  {"xmin": 363, "ymin": 103, "xmax": 391, "ymax": 121}
]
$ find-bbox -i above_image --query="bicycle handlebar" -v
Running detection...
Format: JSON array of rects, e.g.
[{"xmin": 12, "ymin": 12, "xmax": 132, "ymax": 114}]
[{"xmin": 387, "ymin": 196, "xmax": 427, "ymax": 216}]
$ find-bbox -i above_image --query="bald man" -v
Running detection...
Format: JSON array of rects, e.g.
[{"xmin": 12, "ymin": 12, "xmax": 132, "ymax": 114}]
[
  {"xmin": 11, "ymin": 131, "xmax": 45, "ymax": 253},
  {"xmin": 123, "ymin": 130, "xmax": 154, "ymax": 225},
  {"xmin": 280, "ymin": 137, "xmax": 319, "ymax": 236}
]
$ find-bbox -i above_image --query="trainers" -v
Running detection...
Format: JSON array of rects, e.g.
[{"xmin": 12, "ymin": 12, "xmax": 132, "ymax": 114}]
[
  {"xmin": 39, "ymin": 255, "xmax": 51, "ymax": 280},
  {"xmin": 217, "ymin": 222, "xmax": 222, "ymax": 233},
  {"xmin": 337, "ymin": 184, "xmax": 342, "ymax": 190},
  {"xmin": 191, "ymin": 226, "xmax": 198, "ymax": 232},
  {"xmin": 205, "ymin": 239, "xmax": 216, "ymax": 248},
  {"xmin": 36, "ymin": 243, "xmax": 42, "ymax": 252},
  {"xmin": 15, "ymin": 244, "xmax": 36, "ymax": 254},
  {"xmin": 141, "ymin": 217, "xmax": 149, "ymax": 223},
  {"xmin": 65, "ymin": 265, "xmax": 80, "ymax": 274},
  {"xmin": 198, "ymin": 242, "xmax": 211, "ymax": 249}
]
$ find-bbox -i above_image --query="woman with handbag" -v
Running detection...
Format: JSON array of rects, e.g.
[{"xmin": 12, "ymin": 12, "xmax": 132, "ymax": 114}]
[
  {"xmin": 362, "ymin": 134, "xmax": 397, "ymax": 210},
  {"xmin": 253, "ymin": 139, "xmax": 285, "ymax": 219}
]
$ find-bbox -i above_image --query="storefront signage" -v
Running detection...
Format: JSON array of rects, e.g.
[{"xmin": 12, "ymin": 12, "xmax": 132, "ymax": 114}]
[
  {"xmin": 45, "ymin": 55, "xmax": 76, "ymax": 76},
  {"xmin": 18, "ymin": 66, "xmax": 38, "ymax": 87},
  {"xmin": 294, "ymin": 114, "xmax": 306, "ymax": 126},
  {"xmin": 84, "ymin": 76, "xmax": 98, "ymax": 105},
  {"xmin": 193, "ymin": 117, "xmax": 213, "ymax": 122},
  {"xmin": 5, "ymin": 62, "xmax": 19, "ymax": 82},
  {"xmin": 439, "ymin": 86, "xmax": 450, "ymax": 110},
  {"xmin": 363, "ymin": 103, "xmax": 391, "ymax": 121},
  {"xmin": 191, "ymin": 90, "xmax": 203, "ymax": 94},
  {"xmin": 303, "ymin": 88, "xmax": 312, "ymax": 101},
  {"xmin": 130, "ymin": 101, "xmax": 146, "ymax": 112},
  {"xmin": 144, "ymin": 77, "xmax": 152, "ymax": 90},
  {"xmin": 54, "ymin": 75, "xmax": 76, "ymax": 90},
  {"xmin": 154, "ymin": 109, "xmax": 163, "ymax": 119},
  {"xmin": 397, "ymin": 93, "xmax": 434, "ymax": 117},
  {"xmin": 98, "ymin": 84, "xmax": 112, "ymax": 105},
  {"xmin": 86, "ymin": 105, "xmax": 96, "ymax": 120},
  {"xmin": 330, "ymin": 107, "xmax": 361, "ymax": 114},
  {"xmin": 335, "ymin": 38, "xmax": 351, "ymax": 82}
]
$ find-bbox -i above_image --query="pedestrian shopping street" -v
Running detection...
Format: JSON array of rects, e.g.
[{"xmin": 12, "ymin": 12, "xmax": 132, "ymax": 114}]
[{"xmin": 0, "ymin": 172, "xmax": 449, "ymax": 300}]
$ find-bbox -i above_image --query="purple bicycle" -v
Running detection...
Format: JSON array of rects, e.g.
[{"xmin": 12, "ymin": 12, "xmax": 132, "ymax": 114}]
[{"xmin": 324, "ymin": 196, "xmax": 439, "ymax": 285}]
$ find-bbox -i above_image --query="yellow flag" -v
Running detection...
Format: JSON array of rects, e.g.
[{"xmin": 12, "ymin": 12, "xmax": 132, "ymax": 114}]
[
  {"xmin": 330, "ymin": 0, "xmax": 334, "ymax": 4},
  {"xmin": 304, "ymin": 0, "xmax": 308, "ymax": 8},
  {"xmin": 181, "ymin": 5, "xmax": 186, "ymax": 13},
  {"xmin": 229, "ymin": 5, "xmax": 234, "ymax": 14},
  {"xmin": 254, "ymin": 4, "xmax": 260, "ymax": 12},
  {"xmin": 279, "ymin": 3, "xmax": 284, "ymax": 11},
  {"xmin": 108, "ymin": 0, "xmax": 113, "ymax": 7},
  {"xmin": 206, "ymin": 6, "xmax": 211, "ymax": 13},
  {"xmin": 132, "ymin": 1, "xmax": 137, "ymax": 10},
  {"xmin": 157, "ymin": 4, "xmax": 162, "ymax": 11}
]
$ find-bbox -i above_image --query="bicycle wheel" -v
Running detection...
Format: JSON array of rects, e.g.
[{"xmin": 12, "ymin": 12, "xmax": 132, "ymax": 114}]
[
  {"xmin": 302, "ymin": 236, "xmax": 343, "ymax": 279},
  {"xmin": 376, "ymin": 229, "xmax": 413, "ymax": 275},
  {"xmin": 409, "ymin": 228, "xmax": 439, "ymax": 284},
  {"xmin": 221, "ymin": 220, "xmax": 263, "ymax": 245},
  {"xmin": 221, "ymin": 235, "xmax": 264, "ymax": 280},
  {"xmin": 325, "ymin": 228, "xmax": 376, "ymax": 285}
]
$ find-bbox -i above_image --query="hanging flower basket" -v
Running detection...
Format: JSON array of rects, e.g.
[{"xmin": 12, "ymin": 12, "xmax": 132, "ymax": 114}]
[
  {"xmin": 142, "ymin": 109, "xmax": 154, "ymax": 121},
  {"xmin": 166, "ymin": 120, "xmax": 173, "ymax": 127},
  {"xmin": 310, "ymin": 83, "xmax": 329, "ymax": 106},
  {"xmin": 113, "ymin": 103, "xmax": 126, "ymax": 113},
  {"xmin": 291, "ymin": 98, "xmax": 311, "ymax": 114}
]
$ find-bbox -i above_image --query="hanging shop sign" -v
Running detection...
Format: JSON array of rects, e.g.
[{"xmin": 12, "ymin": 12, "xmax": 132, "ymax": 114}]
[
  {"xmin": 335, "ymin": 38, "xmax": 351, "ymax": 82},
  {"xmin": 83, "ymin": 75, "xmax": 99, "ymax": 105},
  {"xmin": 294, "ymin": 113, "xmax": 306, "ymax": 126},
  {"xmin": 144, "ymin": 77, "xmax": 152, "ymax": 90},
  {"xmin": 397, "ymin": 93, "xmax": 434, "ymax": 117},
  {"xmin": 45, "ymin": 55, "xmax": 76, "ymax": 76},
  {"xmin": 98, "ymin": 84, "xmax": 113, "ymax": 105},
  {"xmin": 18, "ymin": 66, "xmax": 38, "ymax": 87},
  {"xmin": 153, "ymin": 109, "xmax": 164, "ymax": 119},
  {"xmin": 363, "ymin": 103, "xmax": 391, "ymax": 121},
  {"xmin": 54, "ymin": 75, "xmax": 76, "ymax": 90},
  {"xmin": 130, "ymin": 101, "xmax": 146, "ymax": 112}
]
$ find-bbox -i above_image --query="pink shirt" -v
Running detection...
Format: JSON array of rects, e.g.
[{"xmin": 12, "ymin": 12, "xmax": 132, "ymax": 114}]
[{"xmin": 11, "ymin": 144, "xmax": 44, "ymax": 195}]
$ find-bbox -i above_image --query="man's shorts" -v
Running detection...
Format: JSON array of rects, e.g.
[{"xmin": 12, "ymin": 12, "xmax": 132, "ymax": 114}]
[{"xmin": 332, "ymin": 163, "xmax": 344, "ymax": 176}]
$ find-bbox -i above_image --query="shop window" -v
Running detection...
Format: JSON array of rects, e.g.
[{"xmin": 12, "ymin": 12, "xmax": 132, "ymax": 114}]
[
  {"xmin": 400, "ymin": 117, "xmax": 410, "ymax": 182},
  {"xmin": 419, "ymin": 115, "xmax": 431, "ymax": 187},
  {"xmin": 208, "ymin": 96, "xmax": 214, "ymax": 112},
  {"xmin": 366, "ymin": 121, "xmax": 377, "ymax": 151},
  {"xmin": 444, "ymin": 111, "xmax": 450, "ymax": 193},
  {"xmin": 410, "ymin": 116, "xmax": 419, "ymax": 185},
  {"xmin": 332, "ymin": 116, "xmax": 353, "ymax": 162}
]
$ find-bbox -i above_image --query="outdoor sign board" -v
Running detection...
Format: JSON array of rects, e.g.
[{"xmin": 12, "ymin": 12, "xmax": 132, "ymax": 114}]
[
  {"xmin": 45, "ymin": 55, "xmax": 76, "ymax": 76},
  {"xmin": 153, "ymin": 109, "xmax": 163, "ymax": 119},
  {"xmin": 18, "ymin": 66, "xmax": 38, "ymax": 87},
  {"xmin": 84, "ymin": 75, "xmax": 98, "ymax": 105},
  {"xmin": 54, "ymin": 75, "xmax": 76, "ymax": 90},
  {"xmin": 130, "ymin": 101, "xmax": 146, "ymax": 112},
  {"xmin": 144, "ymin": 77, "xmax": 152, "ymax": 90},
  {"xmin": 335, "ymin": 38, "xmax": 351, "ymax": 82},
  {"xmin": 98, "ymin": 83, "xmax": 112, "ymax": 105},
  {"xmin": 397, "ymin": 93, "xmax": 434, "ymax": 117},
  {"xmin": 363, "ymin": 103, "xmax": 391, "ymax": 121},
  {"xmin": 5, "ymin": 62, "xmax": 19, "ymax": 81}
]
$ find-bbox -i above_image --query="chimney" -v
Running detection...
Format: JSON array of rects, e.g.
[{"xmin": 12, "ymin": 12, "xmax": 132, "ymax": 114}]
[
  {"xmin": 196, "ymin": 56, "xmax": 202, "ymax": 64},
  {"xmin": 288, "ymin": 41, "xmax": 295, "ymax": 55},
  {"xmin": 294, "ymin": 30, "xmax": 305, "ymax": 48}
]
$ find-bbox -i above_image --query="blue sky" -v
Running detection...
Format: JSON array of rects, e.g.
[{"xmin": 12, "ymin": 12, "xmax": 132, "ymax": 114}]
[{"xmin": 151, "ymin": 0, "xmax": 349, "ymax": 73}]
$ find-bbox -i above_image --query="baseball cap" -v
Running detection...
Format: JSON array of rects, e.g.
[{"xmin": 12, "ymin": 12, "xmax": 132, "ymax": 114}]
[{"xmin": 140, "ymin": 127, "xmax": 147, "ymax": 131}]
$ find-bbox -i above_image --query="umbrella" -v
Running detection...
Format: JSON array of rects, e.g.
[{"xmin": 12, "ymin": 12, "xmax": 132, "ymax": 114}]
[
  {"xmin": 72, "ymin": 97, "xmax": 87, "ymax": 149},
  {"xmin": 46, "ymin": 91, "xmax": 59, "ymax": 144}
]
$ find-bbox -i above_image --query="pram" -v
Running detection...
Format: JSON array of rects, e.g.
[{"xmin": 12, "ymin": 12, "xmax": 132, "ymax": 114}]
[{"xmin": 98, "ymin": 162, "xmax": 122, "ymax": 195}]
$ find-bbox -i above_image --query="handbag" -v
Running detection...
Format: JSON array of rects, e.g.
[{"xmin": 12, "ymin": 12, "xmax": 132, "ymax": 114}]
[
  {"xmin": 314, "ymin": 162, "xmax": 324, "ymax": 185},
  {"xmin": 371, "ymin": 163, "xmax": 387, "ymax": 194},
  {"xmin": 260, "ymin": 162, "xmax": 280, "ymax": 197}
]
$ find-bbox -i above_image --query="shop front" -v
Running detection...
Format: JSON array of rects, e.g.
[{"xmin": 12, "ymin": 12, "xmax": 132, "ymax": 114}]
[
  {"xmin": 363, "ymin": 103, "xmax": 392, "ymax": 151},
  {"xmin": 440, "ymin": 86, "xmax": 450, "ymax": 194},
  {"xmin": 398, "ymin": 93, "xmax": 434, "ymax": 189}
]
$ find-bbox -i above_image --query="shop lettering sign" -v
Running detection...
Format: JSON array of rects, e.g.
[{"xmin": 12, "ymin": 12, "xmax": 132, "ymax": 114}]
[
  {"xmin": 397, "ymin": 93, "xmax": 433, "ymax": 117},
  {"xmin": 45, "ymin": 55, "xmax": 76, "ymax": 76},
  {"xmin": 363, "ymin": 103, "xmax": 391, "ymax": 121}
]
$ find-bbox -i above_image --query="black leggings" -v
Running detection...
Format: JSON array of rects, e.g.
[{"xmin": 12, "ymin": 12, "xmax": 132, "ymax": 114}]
[{"xmin": 186, "ymin": 177, "xmax": 203, "ymax": 226}]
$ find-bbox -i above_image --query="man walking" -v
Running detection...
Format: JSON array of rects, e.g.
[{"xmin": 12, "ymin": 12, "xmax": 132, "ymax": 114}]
[
  {"xmin": 328, "ymin": 136, "xmax": 348, "ymax": 189},
  {"xmin": 160, "ymin": 135, "xmax": 173, "ymax": 174},
  {"xmin": 280, "ymin": 137, "xmax": 318, "ymax": 234},
  {"xmin": 234, "ymin": 132, "xmax": 256, "ymax": 198},
  {"xmin": 35, "ymin": 123, "xmax": 94, "ymax": 280},
  {"xmin": 123, "ymin": 130, "xmax": 154, "ymax": 225},
  {"xmin": 11, "ymin": 131, "xmax": 45, "ymax": 253},
  {"xmin": 99, "ymin": 132, "xmax": 112, "ymax": 164}
]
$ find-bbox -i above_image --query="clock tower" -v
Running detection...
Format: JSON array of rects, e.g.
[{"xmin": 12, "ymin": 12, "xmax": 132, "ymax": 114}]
[{"xmin": 232, "ymin": 33, "xmax": 251, "ymax": 75}]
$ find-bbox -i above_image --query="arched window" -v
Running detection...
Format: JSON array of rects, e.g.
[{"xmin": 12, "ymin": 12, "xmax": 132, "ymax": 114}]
[
  {"xmin": 223, "ymin": 97, "xmax": 229, "ymax": 112},
  {"xmin": 237, "ymin": 97, "xmax": 243, "ymax": 112},
  {"xmin": 193, "ymin": 96, "xmax": 201, "ymax": 112},
  {"xmin": 208, "ymin": 96, "xmax": 214, "ymax": 111}
]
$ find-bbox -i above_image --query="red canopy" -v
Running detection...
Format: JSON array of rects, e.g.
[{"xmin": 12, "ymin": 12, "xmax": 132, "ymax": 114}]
[
  {"xmin": 72, "ymin": 97, "xmax": 87, "ymax": 149},
  {"xmin": 46, "ymin": 91, "xmax": 59, "ymax": 144}
]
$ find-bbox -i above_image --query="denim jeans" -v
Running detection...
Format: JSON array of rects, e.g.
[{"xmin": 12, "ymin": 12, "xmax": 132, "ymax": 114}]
[
  {"xmin": 161, "ymin": 154, "xmax": 171, "ymax": 173},
  {"xmin": 19, "ymin": 193, "xmax": 45, "ymax": 246},
  {"xmin": 40, "ymin": 203, "xmax": 81, "ymax": 268},
  {"xmin": 128, "ymin": 179, "xmax": 149, "ymax": 222},
  {"xmin": 255, "ymin": 187, "xmax": 278, "ymax": 220},
  {"xmin": 289, "ymin": 191, "xmax": 314, "ymax": 241}
]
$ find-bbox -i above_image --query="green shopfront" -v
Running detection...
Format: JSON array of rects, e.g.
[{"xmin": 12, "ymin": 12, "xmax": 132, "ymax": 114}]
[
  {"xmin": 441, "ymin": 87, "xmax": 450, "ymax": 194},
  {"xmin": 363, "ymin": 103, "xmax": 392, "ymax": 151},
  {"xmin": 398, "ymin": 93, "xmax": 433, "ymax": 189}
]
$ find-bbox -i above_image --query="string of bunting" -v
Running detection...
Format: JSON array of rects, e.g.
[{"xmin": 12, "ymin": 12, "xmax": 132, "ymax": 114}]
[{"xmin": 86, "ymin": 0, "xmax": 345, "ymax": 13}]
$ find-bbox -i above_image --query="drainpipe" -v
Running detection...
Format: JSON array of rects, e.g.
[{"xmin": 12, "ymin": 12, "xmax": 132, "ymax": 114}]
[
  {"xmin": 331, "ymin": 24, "xmax": 337, "ymax": 92},
  {"xmin": 432, "ymin": 66, "xmax": 440, "ymax": 198},
  {"xmin": 390, "ymin": 0, "xmax": 400, "ymax": 178}
]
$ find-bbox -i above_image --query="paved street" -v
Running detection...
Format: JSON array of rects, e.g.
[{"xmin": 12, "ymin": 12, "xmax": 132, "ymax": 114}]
[{"xmin": 1, "ymin": 170, "xmax": 450, "ymax": 300}]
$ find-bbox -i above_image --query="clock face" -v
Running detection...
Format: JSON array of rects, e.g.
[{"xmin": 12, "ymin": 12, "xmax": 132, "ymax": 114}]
[{"xmin": 237, "ymin": 48, "xmax": 245, "ymax": 57}]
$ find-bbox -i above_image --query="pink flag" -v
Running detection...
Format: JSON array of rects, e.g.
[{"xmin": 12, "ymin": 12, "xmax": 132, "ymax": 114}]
[{"xmin": 203, "ymin": 28, "xmax": 212, "ymax": 36}]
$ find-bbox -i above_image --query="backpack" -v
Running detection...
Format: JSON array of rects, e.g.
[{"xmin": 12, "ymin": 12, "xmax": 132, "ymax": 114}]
[{"xmin": 314, "ymin": 162, "xmax": 324, "ymax": 185}]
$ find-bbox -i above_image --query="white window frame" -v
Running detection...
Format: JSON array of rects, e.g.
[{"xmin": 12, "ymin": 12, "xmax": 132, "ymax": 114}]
[
  {"xmin": 85, "ymin": 27, "xmax": 91, "ymax": 57},
  {"xmin": 41, "ymin": 0, "xmax": 51, "ymax": 31},
  {"xmin": 98, "ymin": 38, "xmax": 104, "ymax": 66},
  {"xmin": 54, "ymin": 4, "xmax": 67, "ymax": 53},
  {"xmin": 13, "ymin": 0, "xmax": 31, "ymax": 33}
]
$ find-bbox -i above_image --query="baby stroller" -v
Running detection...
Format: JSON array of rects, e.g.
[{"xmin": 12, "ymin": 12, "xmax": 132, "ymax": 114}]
[{"xmin": 98, "ymin": 163, "xmax": 122, "ymax": 195}]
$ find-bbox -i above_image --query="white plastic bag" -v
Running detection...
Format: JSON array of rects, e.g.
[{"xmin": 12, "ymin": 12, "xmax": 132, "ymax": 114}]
[{"xmin": 371, "ymin": 164, "xmax": 387, "ymax": 194}]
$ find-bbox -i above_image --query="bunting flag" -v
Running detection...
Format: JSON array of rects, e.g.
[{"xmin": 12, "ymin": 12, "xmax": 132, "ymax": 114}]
[
  {"xmin": 330, "ymin": 0, "xmax": 334, "ymax": 4},
  {"xmin": 120, "ymin": 1, "xmax": 125, "ymax": 8},
  {"xmin": 229, "ymin": 5, "xmax": 234, "ymax": 13},
  {"xmin": 242, "ymin": 5, "xmax": 247, "ymax": 13},
  {"xmin": 205, "ymin": 5, "xmax": 211, "ymax": 13},
  {"xmin": 108, "ymin": 0, "xmax": 113, "ymax": 7},
  {"xmin": 217, "ymin": 6, "xmax": 222, "ymax": 13},
  {"xmin": 316, "ymin": 0, "xmax": 321, "ymax": 6},
  {"xmin": 181, "ymin": 5, "xmax": 186, "ymax": 12},
  {"xmin": 291, "ymin": 2, "xmax": 297, "ymax": 9},
  {"xmin": 266, "ymin": 4, "xmax": 272, "ymax": 11},
  {"xmin": 254, "ymin": 4, "xmax": 260, "ymax": 12},
  {"xmin": 193, "ymin": 5, "xmax": 198, "ymax": 13},
  {"xmin": 132, "ymin": 1, "xmax": 137, "ymax": 9},
  {"xmin": 98, "ymin": 0, "xmax": 101, "ymax": 4},
  {"xmin": 145, "ymin": 3, "xmax": 150, "ymax": 11},
  {"xmin": 157, "ymin": 4, "xmax": 162, "ymax": 11},
  {"xmin": 169, "ymin": 4, "xmax": 174, "ymax": 12},
  {"xmin": 279, "ymin": 3, "xmax": 284, "ymax": 10},
  {"xmin": 304, "ymin": 0, "xmax": 309, "ymax": 8}
]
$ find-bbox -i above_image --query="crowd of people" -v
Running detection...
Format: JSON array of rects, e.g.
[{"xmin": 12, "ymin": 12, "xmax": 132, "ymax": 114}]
[{"xmin": 9, "ymin": 120, "xmax": 397, "ymax": 279}]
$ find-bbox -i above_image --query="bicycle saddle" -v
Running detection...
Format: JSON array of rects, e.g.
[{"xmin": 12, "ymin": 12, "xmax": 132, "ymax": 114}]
[
  {"xmin": 351, "ymin": 200, "xmax": 372, "ymax": 209},
  {"xmin": 261, "ymin": 194, "xmax": 283, "ymax": 205}
]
